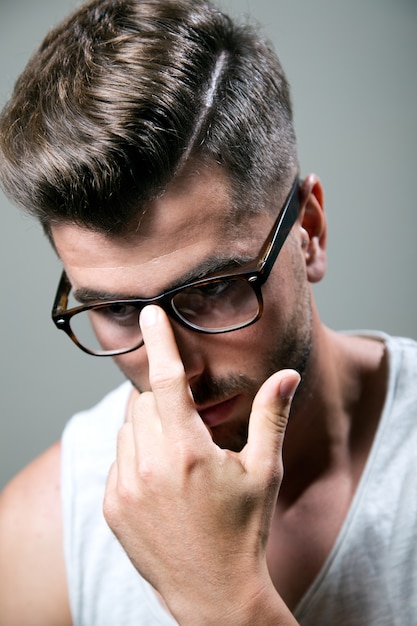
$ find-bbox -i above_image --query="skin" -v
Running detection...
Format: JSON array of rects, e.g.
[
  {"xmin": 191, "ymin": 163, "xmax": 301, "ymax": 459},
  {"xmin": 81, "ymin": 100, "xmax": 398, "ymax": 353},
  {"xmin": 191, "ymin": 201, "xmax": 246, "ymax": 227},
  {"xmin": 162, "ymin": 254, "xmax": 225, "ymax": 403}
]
[{"xmin": 0, "ymin": 165, "xmax": 387, "ymax": 624}]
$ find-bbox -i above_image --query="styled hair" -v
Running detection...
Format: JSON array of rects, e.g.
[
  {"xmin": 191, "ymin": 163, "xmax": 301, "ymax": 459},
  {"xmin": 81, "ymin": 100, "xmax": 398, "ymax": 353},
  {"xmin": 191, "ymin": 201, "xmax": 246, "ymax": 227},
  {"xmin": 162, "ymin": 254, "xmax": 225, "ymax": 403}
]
[{"xmin": 0, "ymin": 0, "xmax": 297, "ymax": 236}]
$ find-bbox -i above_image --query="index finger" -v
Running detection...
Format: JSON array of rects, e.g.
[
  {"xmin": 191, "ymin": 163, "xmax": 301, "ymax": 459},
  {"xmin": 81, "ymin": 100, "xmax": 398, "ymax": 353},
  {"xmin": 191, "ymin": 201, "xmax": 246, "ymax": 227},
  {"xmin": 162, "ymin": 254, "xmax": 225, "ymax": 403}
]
[{"xmin": 139, "ymin": 305, "xmax": 208, "ymax": 438}]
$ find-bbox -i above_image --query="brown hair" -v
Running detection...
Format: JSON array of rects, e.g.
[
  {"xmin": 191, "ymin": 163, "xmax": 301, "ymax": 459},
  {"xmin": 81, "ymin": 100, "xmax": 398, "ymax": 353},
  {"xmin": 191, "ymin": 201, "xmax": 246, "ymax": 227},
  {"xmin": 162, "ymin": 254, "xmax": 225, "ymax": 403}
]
[{"xmin": 0, "ymin": 0, "xmax": 297, "ymax": 236}]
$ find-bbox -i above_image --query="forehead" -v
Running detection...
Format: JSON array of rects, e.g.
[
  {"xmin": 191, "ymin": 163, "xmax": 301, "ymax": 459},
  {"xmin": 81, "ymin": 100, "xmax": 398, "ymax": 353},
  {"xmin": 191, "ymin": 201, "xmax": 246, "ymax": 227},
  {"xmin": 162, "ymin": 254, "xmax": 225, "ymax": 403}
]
[{"xmin": 51, "ymin": 165, "xmax": 272, "ymax": 296}]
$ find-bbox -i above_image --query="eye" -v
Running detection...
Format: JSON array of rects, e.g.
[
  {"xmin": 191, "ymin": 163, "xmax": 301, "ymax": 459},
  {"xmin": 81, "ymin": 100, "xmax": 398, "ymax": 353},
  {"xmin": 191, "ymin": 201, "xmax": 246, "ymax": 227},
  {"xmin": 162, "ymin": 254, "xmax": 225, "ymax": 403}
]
[
  {"xmin": 172, "ymin": 280, "xmax": 238, "ymax": 319},
  {"xmin": 186, "ymin": 280, "xmax": 233, "ymax": 298},
  {"xmin": 107, "ymin": 303, "xmax": 134, "ymax": 316},
  {"xmin": 91, "ymin": 303, "xmax": 139, "ymax": 326}
]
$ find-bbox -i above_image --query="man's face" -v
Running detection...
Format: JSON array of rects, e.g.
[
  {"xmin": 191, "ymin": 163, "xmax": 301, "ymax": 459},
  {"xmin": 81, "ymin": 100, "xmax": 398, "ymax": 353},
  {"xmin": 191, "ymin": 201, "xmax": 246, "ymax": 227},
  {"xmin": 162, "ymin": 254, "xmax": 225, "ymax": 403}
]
[{"xmin": 51, "ymin": 165, "xmax": 313, "ymax": 451}]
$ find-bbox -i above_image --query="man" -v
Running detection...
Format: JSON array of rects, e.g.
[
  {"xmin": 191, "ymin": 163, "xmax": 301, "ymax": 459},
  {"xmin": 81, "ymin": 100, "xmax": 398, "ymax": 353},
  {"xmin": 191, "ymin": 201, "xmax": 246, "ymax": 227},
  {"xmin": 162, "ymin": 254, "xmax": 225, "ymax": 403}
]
[{"xmin": 0, "ymin": 0, "xmax": 416, "ymax": 624}]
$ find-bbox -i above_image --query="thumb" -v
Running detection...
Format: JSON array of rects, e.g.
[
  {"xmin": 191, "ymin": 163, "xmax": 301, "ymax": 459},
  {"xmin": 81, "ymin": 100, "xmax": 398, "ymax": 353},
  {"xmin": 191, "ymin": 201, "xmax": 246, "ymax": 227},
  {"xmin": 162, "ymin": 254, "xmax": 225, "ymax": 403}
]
[{"xmin": 243, "ymin": 369, "xmax": 300, "ymax": 477}]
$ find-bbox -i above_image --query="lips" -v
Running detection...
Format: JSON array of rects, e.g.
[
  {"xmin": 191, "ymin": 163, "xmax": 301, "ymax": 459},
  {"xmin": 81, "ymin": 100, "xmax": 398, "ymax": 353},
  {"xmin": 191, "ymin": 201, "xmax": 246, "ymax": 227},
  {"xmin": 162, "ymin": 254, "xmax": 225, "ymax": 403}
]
[{"xmin": 197, "ymin": 396, "xmax": 238, "ymax": 428}]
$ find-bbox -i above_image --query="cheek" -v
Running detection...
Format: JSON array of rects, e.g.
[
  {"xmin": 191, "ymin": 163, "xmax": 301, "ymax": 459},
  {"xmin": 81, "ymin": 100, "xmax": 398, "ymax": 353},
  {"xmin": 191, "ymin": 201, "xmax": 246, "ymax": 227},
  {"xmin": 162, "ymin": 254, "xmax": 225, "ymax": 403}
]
[
  {"xmin": 260, "ymin": 245, "xmax": 308, "ymax": 325},
  {"xmin": 113, "ymin": 350, "xmax": 150, "ymax": 392},
  {"xmin": 203, "ymin": 322, "xmax": 274, "ymax": 375}
]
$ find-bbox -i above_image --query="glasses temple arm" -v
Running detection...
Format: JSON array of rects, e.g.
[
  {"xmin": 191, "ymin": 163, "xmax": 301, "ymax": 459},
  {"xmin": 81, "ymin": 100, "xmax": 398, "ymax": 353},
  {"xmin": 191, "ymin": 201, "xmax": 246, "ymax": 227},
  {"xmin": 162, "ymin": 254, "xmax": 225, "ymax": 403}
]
[
  {"xmin": 258, "ymin": 177, "xmax": 300, "ymax": 275},
  {"xmin": 52, "ymin": 270, "xmax": 71, "ymax": 317}
]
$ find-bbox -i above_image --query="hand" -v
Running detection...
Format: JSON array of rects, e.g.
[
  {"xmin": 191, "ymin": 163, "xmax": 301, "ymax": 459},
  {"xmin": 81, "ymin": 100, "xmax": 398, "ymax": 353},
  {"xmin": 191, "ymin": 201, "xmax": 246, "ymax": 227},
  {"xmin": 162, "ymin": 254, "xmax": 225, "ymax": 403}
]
[{"xmin": 104, "ymin": 305, "xmax": 300, "ymax": 625}]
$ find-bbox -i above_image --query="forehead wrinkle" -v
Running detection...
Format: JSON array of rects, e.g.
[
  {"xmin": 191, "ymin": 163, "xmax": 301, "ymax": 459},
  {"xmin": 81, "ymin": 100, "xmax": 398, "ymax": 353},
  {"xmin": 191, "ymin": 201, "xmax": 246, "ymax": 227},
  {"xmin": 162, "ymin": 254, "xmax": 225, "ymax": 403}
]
[
  {"xmin": 161, "ymin": 252, "xmax": 254, "ymax": 292},
  {"xmin": 73, "ymin": 248, "xmax": 255, "ymax": 302},
  {"xmin": 59, "ymin": 205, "xmax": 276, "ymax": 302},
  {"xmin": 63, "ymin": 240, "xmax": 200, "ymax": 271}
]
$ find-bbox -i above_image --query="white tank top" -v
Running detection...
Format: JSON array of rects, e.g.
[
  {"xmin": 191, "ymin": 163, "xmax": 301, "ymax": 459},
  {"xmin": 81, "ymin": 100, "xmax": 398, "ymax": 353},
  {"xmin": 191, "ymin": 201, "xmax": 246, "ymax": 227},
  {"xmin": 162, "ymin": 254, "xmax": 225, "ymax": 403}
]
[
  {"xmin": 61, "ymin": 333, "xmax": 417, "ymax": 625},
  {"xmin": 61, "ymin": 380, "xmax": 178, "ymax": 625}
]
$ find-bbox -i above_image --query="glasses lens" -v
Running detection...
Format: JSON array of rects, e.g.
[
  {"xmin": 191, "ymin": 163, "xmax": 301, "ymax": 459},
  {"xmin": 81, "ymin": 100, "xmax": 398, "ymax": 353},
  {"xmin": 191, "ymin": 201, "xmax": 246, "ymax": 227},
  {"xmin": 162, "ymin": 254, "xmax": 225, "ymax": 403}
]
[
  {"xmin": 70, "ymin": 303, "xmax": 142, "ymax": 355},
  {"xmin": 171, "ymin": 277, "xmax": 260, "ymax": 332}
]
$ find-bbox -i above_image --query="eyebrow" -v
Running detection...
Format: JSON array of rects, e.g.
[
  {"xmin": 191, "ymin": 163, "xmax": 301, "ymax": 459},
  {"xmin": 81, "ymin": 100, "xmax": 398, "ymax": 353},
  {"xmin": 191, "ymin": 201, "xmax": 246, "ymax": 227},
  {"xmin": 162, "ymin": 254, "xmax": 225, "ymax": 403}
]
[{"xmin": 73, "ymin": 253, "xmax": 254, "ymax": 304}]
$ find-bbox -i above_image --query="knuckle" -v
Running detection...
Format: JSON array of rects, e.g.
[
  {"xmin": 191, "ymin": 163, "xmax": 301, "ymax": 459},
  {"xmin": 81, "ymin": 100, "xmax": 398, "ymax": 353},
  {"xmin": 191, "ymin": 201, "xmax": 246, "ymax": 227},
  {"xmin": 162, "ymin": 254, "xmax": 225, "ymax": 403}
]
[
  {"xmin": 117, "ymin": 476, "xmax": 138, "ymax": 503},
  {"xmin": 103, "ymin": 488, "xmax": 119, "ymax": 526},
  {"xmin": 104, "ymin": 475, "xmax": 141, "ymax": 529},
  {"xmin": 136, "ymin": 458, "xmax": 158, "ymax": 486},
  {"xmin": 263, "ymin": 405, "xmax": 289, "ymax": 437},
  {"xmin": 175, "ymin": 443, "xmax": 199, "ymax": 469},
  {"xmin": 149, "ymin": 361, "xmax": 184, "ymax": 392}
]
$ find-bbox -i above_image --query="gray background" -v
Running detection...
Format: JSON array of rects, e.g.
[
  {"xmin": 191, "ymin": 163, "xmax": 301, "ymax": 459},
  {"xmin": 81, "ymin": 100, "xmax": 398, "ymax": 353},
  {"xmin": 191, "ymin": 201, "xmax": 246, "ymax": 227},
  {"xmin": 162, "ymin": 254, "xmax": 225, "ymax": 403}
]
[{"xmin": 1, "ymin": 0, "xmax": 416, "ymax": 489}]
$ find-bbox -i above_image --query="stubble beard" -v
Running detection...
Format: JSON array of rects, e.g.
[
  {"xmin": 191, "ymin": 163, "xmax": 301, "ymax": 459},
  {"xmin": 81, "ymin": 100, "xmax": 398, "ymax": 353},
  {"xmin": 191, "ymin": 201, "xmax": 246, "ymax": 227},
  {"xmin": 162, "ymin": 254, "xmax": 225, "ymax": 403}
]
[
  {"xmin": 124, "ymin": 282, "xmax": 313, "ymax": 453},
  {"xmin": 194, "ymin": 243, "xmax": 314, "ymax": 452},
  {"xmin": 210, "ymin": 325, "xmax": 311, "ymax": 452},
  {"xmin": 190, "ymin": 288, "xmax": 314, "ymax": 452}
]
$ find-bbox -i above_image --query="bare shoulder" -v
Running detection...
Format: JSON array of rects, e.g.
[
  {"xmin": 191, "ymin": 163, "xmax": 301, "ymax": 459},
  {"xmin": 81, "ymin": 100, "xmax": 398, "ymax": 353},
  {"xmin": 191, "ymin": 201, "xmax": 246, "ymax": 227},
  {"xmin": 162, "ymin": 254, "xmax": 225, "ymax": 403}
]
[{"xmin": 0, "ymin": 441, "xmax": 72, "ymax": 626}]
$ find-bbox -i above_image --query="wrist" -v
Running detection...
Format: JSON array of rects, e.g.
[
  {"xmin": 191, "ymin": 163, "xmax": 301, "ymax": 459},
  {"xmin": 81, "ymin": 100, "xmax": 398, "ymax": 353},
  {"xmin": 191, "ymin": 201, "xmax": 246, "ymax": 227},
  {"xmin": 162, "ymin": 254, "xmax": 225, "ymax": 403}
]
[{"xmin": 168, "ymin": 574, "xmax": 298, "ymax": 626}]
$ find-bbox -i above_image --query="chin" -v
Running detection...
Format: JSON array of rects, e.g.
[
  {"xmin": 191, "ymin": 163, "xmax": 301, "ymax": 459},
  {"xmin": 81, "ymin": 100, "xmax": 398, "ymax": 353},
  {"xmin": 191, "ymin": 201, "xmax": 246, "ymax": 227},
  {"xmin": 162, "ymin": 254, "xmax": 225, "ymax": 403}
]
[{"xmin": 209, "ymin": 421, "xmax": 249, "ymax": 452}]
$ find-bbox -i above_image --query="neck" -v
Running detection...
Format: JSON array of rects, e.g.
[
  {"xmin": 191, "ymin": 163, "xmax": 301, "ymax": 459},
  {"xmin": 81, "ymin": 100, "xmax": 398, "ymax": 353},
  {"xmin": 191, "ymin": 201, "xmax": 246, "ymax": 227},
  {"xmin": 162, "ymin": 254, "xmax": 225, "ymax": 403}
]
[
  {"xmin": 279, "ymin": 321, "xmax": 388, "ymax": 506},
  {"xmin": 266, "ymin": 321, "xmax": 388, "ymax": 609}
]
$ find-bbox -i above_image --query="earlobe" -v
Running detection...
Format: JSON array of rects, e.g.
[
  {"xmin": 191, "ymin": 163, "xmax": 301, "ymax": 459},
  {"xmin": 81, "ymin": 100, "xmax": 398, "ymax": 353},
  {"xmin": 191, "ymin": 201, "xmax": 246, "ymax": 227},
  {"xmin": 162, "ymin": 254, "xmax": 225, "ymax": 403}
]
[{"xmin": 298, "ymin": 174, "xmax": 327, "ymax": 284}]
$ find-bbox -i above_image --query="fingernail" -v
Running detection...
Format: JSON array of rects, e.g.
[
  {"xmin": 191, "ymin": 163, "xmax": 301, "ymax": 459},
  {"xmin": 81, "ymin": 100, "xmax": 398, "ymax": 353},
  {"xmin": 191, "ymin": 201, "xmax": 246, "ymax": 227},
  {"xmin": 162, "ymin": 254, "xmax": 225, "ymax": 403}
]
[
  {"xmin": 279, "ymin": 372, "xmax": 301, "ymax": 402},
  {"xmin": 140, "ymin": 305, "xmax": 159, "ymax": 328}
]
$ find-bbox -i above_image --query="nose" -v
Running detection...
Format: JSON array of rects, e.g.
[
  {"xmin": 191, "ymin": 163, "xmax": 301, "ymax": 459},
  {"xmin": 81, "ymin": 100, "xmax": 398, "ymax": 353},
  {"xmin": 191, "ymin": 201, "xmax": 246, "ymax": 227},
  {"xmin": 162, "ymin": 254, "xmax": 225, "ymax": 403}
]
[{"xmin": 170, "ymin": 321, "xmax": 207, "ymax": 387}]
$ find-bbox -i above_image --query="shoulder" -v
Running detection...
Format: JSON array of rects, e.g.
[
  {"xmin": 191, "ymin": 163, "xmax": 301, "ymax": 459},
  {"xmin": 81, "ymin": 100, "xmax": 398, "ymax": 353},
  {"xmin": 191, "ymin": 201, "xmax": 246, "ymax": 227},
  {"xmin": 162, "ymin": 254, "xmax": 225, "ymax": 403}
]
[
  {"xmin": 0, "ymin": 441, "xmax": 72, "ymax": 626},
  {"xmin": 384, "ymin": 334, "xmax": 417, "ymax": 407}
]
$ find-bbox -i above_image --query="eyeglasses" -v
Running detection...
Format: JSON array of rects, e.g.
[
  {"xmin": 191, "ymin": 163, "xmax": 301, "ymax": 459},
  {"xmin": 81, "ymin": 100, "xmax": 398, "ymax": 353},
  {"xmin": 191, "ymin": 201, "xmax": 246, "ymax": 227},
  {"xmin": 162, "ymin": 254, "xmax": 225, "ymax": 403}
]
[{"xmin": 52, "ymin": 176, "xmax": 300, "ymax": 356}]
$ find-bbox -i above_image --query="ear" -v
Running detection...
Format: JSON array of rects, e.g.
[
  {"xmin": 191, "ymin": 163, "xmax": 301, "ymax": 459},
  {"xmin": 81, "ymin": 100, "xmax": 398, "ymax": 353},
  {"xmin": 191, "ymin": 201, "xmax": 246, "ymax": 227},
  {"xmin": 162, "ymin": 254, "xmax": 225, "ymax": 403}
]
[{"xmin": 297, "ymin": 174, "xmax": 327, "ymax": 283}]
